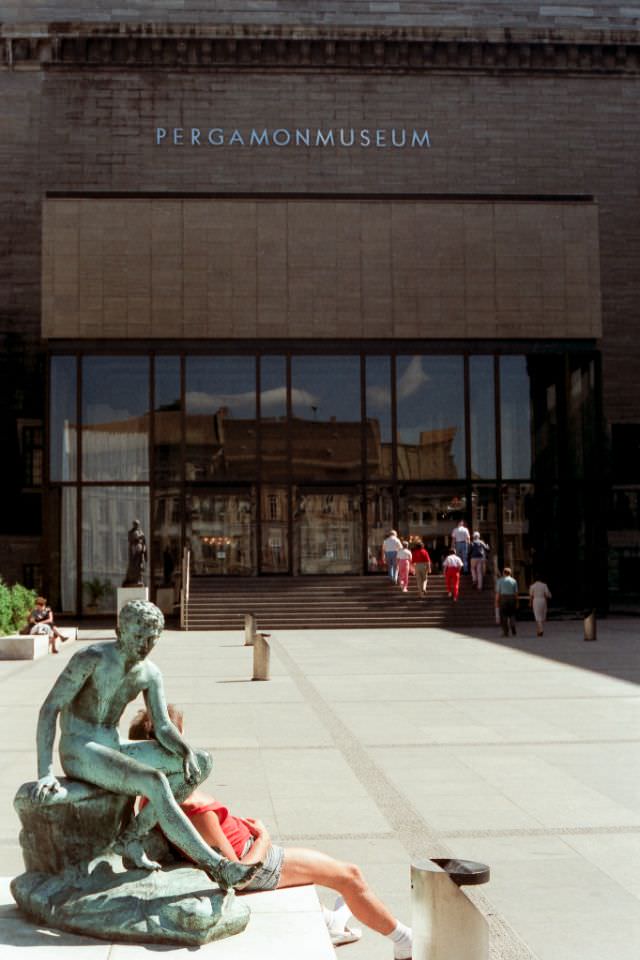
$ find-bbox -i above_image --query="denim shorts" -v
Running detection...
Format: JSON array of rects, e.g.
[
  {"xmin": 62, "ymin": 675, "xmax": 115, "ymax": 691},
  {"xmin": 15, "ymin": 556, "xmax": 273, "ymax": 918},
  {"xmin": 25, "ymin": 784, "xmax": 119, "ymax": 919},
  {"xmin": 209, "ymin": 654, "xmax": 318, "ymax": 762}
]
[{"xmin": 241, "ymin": 842, "xmax": 285, "ymax": 892}]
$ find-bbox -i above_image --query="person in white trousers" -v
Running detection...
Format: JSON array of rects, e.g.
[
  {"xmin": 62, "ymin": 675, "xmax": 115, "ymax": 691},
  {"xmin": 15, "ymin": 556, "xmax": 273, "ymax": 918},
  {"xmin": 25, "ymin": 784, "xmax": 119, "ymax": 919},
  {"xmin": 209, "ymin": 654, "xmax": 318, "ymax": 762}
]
[{"xmin": 529, "ymin": 579, "xmax": 552, "ymax": 636}]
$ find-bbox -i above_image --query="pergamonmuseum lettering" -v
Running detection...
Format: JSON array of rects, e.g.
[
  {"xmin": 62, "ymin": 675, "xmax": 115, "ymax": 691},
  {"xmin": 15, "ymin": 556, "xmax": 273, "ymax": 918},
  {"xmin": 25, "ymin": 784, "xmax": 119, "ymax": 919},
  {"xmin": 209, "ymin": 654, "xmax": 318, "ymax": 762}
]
[{"xmin": 155, "ymin": 127, "xmax": 431, "ymax": 148}]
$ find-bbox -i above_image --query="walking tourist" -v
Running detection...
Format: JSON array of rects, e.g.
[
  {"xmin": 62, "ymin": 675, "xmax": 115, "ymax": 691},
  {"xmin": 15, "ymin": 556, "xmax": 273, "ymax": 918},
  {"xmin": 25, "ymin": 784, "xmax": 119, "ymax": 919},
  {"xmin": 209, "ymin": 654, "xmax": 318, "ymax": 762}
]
[
  {"xmin": 529, "ymin": 577, "xmax": 552, "ymax": 636},
  {"xmin": 469, "ymin": 532, "xmax": 490, "ymax": 590},
  {"xmin": 396, "ymin": 541, "xmax": 413, "ymax": 593},
  {"xmin": 442, "ymin": 548, "xmax": 464, "ymax": 601},
  {"xmin": 382, "ymin": 529, "xmax": 403, "ymax": 583},
  {"xmin": 410, "ymin": 540, "xmax": 432, "ymax": 597},
  {"xmin": 450, "ymin": 519, "xmax": 471, "ymax": 573},
  {"xmin": 130, "ymin": 706, "xmax": 414, "ymax": 959},
  {"xmin": 495, "ymin": 566, "xmax": 519, "ymax": 637}
]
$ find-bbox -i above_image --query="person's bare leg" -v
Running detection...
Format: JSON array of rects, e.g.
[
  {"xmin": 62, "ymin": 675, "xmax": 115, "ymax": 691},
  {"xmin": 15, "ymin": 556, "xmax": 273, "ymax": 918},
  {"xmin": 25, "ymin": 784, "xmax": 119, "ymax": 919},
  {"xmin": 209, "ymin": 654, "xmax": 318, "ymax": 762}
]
[{"xmin": 278, "ymin": 847, "xmax": 397, "ymax": 935}]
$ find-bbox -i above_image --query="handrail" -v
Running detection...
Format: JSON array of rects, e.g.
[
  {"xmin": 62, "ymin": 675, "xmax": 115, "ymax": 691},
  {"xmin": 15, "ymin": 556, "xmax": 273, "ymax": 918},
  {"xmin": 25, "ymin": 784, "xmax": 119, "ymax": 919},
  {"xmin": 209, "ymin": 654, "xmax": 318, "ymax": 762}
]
[{"xmin": 180, "ymin": 546, "xmax": 191, "ymax": 631}]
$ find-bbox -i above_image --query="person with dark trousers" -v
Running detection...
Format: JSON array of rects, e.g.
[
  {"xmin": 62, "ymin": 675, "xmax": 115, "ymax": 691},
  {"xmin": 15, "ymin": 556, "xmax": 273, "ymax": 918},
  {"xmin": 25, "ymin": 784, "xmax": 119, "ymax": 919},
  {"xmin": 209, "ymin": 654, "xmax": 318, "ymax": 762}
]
[{"xmin": 495, "ymin": 566, "xmax": 519, "ymax": 636}]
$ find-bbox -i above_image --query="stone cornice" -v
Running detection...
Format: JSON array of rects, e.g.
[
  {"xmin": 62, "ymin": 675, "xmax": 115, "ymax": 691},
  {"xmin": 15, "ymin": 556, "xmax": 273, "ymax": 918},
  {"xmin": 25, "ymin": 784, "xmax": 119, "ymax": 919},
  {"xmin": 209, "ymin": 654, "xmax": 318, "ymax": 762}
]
[{"xmin": 3, "ymin": 23, "xmax": 640, "ymax": 75}]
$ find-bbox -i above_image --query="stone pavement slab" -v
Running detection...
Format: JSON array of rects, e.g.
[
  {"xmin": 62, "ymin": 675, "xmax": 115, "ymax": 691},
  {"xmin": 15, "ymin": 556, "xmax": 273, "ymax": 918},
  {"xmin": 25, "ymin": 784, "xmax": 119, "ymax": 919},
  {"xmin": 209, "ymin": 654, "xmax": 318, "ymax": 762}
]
[{"xmin": 1, "ymin": 618, "xmax": 639, "ymax": 959}]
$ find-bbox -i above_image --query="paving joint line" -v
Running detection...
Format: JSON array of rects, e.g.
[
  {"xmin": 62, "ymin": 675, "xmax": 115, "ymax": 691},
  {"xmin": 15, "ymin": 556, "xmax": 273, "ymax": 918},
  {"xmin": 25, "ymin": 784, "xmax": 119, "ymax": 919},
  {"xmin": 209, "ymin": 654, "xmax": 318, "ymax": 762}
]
[{"xmin": 270, "ymin": 633, "xmax": 540, "ymax": 960}]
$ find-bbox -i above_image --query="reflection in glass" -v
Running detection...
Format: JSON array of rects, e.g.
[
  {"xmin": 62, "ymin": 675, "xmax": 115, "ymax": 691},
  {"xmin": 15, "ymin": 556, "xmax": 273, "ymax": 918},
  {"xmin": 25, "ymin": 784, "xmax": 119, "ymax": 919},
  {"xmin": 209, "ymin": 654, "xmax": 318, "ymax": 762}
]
[
  {"xmin": 186, "ymin": 490, "xmax": 256, "ymax": 575},
  {"xmin": 567, "ymin": 358, "xmax": 597, "ymax": 479},
  {"xmin": 291, "ymin": 357, "xmax": 362, "ymax": 481},
  {"xmin": 365, "ymin": 357, "xmax": 392, "ymax": 480},
  {"xmin": 47, "ymin": 487, "xmax": 77, "ymax": 613},
  {"xmin": 471, "ymin": 486, "xmax": 499, "ymax": 580},
  {"xmin": 50, "ymin": 357, "xmax": 77, "ymax": 481},
  {"xmin": 260, "ymin": 356, "xmax": 288, "ymax": 481},
  {"xmin": 260, "ymin": 486, "xmax": 289, "ymax": 573},
  {"xmin": 185, "ymin": 357, "xmax": 257, "ymax": 480},
  {"xmin": 469, "ymin": 357, "xmax": 496, "ymax": 479},
  {"xmin": 152, "ymin": 489, "xmax": 182, "ymax": 590},
  {"xmin": 82, "ymin": 357, "xmax": 149, "ymax": 481},
  {"xmin": 502, "ymin": 483, "xmax": 534, "ymax": 586},
  {"xmin": 398, "ymin": 488, "xmax": 467, "ymax": 570},
  {"xmin": 396, "ymin": 357, "xmax": 465, "ymax": 480},
  {"xmin": 82, "ymin": 486, "xmax": 150, "ymax": 612},
  {"xmin": 294, "ymin": 489, "xmax": 361, "ymax": 574},
  {"xmin": 154, "ymin": 356, "xmax": 182, "ymax": 484},
  {"xmin": 366, "ymin": 486, "xmax": 394, "ymax": 573},
  {"xmin": 530, "ymin": 355, "xmax": 561, "ymax": 484},
  {"xmin": 500, "ymin": 357, "xmax": 532, "ymax": 478}
]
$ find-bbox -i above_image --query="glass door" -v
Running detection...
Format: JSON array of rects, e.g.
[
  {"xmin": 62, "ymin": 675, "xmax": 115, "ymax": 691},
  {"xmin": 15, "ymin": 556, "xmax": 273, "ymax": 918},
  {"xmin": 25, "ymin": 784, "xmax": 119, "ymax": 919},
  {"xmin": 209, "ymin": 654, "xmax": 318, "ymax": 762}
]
[
  {"xmin": 186, "ymin": 488, "xmax": 256, "ymax": 575},
  {"xmin": 260, "ymin": 486, "xmax": 289, "ymax": 573},
  {"xmin": 293, "ymin": 487, "xmax": 362, "ymax": 574},
  {"xmin": 398, "ymin": 487, "xmax": 468, "ymax": 572}
]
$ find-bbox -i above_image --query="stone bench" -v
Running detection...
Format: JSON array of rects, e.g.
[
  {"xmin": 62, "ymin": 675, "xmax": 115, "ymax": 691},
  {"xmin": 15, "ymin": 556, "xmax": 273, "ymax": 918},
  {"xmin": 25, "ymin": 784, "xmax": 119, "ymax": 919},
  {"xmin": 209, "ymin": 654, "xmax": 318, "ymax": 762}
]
[
  {"xmin": 2, "ymin": 877, "xmax": 334, "ymax": 958},
  {"xmin": 0, "ymin": 627, "xmax": 77, "ymax": 660}
]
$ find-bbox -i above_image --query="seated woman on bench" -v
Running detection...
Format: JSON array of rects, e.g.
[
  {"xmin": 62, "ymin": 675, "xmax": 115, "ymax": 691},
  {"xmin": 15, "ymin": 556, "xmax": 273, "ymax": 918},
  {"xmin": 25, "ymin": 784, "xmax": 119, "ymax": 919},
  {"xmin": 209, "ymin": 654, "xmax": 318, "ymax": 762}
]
[{"xmin": 129, "ymin": 705, "xmax": 413, "ymax": 958}]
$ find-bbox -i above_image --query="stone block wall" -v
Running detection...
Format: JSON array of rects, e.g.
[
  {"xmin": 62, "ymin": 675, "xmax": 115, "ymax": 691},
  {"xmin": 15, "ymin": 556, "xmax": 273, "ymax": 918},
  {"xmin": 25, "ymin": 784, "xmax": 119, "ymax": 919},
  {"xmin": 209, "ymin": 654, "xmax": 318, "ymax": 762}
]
[
  {"xmin": 42, "ymin": 197, "xmax": 601, "ymax": 341},
  {"xmin": 1, "ymin": 29, "xmax": 639, "ymax": 418}
]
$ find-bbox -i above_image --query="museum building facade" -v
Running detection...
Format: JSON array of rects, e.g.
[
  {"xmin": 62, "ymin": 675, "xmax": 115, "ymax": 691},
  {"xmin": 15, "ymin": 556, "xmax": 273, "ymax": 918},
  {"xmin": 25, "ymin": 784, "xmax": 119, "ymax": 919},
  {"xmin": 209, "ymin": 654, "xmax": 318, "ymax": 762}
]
[{"xmin": 2, "ymin": 1, "xmax": 639, "ymax": 615}]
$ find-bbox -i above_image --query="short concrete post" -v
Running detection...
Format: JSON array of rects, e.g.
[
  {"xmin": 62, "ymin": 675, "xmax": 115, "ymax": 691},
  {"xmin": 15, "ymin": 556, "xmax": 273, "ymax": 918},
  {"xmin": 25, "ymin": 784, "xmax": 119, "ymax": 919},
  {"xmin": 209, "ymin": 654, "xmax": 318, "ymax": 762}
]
[
  {"xmin": 252, "ymin": 632, "xmax": 271, "ymax": 681},
  {"xmin": 244, "ymin": 612, "xmax": 256, "ymax": 646},
  {"xmin": 411, "ymin": 859, "xmax": 489, "ymax": 960},
  {"xmin": 584, "ymin": 609, "xmax": 597, "ymax": 641}
]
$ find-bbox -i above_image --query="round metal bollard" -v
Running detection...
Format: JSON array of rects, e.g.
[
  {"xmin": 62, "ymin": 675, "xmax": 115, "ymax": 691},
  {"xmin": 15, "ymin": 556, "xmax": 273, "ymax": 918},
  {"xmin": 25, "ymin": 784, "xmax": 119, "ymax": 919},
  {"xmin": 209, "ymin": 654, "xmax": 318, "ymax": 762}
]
[
  {"xmin": 412, "ymin": 858, "xmax": 490, "ymax": 960},
  {"xmin": 584, "ymin": 609, "xmax": 597, "ymax": 642},
  {"xmin": 252, "ymin": 632, "xmax": 271, "ymax": 681},
  {"xmin": 244, "ymin": 612, "xmax": 256, "ymax": 646}
]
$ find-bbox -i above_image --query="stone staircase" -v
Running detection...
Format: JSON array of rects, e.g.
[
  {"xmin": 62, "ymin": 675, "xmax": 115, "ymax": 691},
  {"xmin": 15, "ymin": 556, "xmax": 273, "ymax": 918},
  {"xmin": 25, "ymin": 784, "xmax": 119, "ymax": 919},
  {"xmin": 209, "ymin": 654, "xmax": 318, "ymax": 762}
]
[{"xmin": 185, "ymin": 573, "xmax": 495, "ymax": 630}]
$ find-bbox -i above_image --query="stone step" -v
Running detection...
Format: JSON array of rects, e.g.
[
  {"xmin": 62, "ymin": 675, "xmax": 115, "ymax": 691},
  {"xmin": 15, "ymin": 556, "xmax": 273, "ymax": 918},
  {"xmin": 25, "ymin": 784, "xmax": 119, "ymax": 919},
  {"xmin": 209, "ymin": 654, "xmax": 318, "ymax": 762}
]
[{"xmin": 185, "ymin": 574, "xmax": 493, "ymax": 630}]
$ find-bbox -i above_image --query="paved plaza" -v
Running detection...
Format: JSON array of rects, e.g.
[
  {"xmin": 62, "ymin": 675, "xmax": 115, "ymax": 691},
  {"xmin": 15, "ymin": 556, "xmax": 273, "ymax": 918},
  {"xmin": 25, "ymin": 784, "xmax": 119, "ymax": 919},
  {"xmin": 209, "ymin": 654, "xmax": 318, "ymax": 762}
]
[{"xmin": 1, "ymin": 616, "xmax": 639, "ymax": 959}]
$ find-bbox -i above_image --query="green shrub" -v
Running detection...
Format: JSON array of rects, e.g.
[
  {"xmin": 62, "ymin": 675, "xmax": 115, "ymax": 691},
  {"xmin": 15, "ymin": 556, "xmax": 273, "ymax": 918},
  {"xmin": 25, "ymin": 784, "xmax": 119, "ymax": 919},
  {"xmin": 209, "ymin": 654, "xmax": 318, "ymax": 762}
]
[
  {"xmin": 11, "ymin": 583, "xmax": 37, "ymax": 634},
  {"xmin": 0, "ymin": 577, "xmax": 37, "ymax": 636},
  {"xmin": 0, "ymin": 579, "xmax": 11, "ymax": 636}
]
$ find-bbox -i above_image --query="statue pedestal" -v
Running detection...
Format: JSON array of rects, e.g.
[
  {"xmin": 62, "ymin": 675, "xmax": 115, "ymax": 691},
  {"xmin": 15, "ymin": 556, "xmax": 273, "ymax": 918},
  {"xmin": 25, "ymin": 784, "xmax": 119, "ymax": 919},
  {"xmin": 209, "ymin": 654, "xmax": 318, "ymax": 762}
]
[
  {"xmin": 155, "ymin": 587, "xmax": 175, "ymax": 614},
  {"xmin": 117, "ymin": 587, "xmax": 149, "ymax": 622}
]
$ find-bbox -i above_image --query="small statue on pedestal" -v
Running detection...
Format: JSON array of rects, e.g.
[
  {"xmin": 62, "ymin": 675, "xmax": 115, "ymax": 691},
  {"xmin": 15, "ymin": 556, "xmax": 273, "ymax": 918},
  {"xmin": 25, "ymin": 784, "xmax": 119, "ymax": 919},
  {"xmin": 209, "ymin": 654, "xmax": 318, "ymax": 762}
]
[{"xmin": 122, "ymin": 519, "xmax": 147, "ymax": 587}]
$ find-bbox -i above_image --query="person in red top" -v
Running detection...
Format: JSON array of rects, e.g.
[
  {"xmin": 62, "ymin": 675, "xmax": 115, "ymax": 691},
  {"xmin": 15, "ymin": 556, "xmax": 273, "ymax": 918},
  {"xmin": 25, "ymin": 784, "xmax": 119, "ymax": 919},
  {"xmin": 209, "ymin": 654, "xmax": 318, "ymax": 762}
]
[
  {"xmin": 442, "ymin": 547, "xmax": 464, "ymax": 601},
  {"xmin": 130, "ymin": 706, "xmax": 413, "ymax": 960},
  {"xmin": 410, "ymin": 541, "xmax": 432, "ymax": 598}
]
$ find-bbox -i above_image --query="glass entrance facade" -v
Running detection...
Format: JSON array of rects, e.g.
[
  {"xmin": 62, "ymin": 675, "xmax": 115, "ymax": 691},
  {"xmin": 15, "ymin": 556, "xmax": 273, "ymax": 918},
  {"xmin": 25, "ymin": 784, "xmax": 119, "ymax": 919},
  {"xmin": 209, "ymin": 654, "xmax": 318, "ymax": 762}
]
[{"xmin": 47, "ymin": 346, "xmax": 604, "ymax": 613}]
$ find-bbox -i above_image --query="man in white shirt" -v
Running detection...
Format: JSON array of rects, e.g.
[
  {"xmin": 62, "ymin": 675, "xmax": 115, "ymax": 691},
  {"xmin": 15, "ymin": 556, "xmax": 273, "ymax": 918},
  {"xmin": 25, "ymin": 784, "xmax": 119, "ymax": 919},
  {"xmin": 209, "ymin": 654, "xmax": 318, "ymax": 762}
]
[
  {"xmin": 450, "ymin": 520, "xmax": 471, "ymax": 573},
  {"xmin": 382, "ymin": 530, "xmax": 403, "ymax": 583}
]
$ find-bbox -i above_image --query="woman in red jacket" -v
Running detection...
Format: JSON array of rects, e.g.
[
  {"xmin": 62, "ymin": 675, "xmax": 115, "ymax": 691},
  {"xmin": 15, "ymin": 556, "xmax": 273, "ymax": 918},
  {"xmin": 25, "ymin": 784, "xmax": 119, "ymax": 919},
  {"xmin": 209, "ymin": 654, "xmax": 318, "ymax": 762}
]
[{"xmin": 410, "ymin": 540, "xmax": 432, "ymax": 598}]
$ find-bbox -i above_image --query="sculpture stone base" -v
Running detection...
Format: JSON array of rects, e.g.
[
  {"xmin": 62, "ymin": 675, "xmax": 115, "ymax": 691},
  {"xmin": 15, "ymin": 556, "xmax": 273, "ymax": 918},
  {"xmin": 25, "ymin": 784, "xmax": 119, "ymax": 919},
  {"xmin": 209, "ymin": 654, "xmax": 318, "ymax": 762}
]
[
  {"xmin": 117, "ymin": 587, "xmax": 149, "ymax": 622},
  {"xmin": 11, "ymin": 863, "xmax": 249, "ymax": 946},
  {"xmin": 12, "ymin": 780, "xmax": 249, "ymax": 946}
]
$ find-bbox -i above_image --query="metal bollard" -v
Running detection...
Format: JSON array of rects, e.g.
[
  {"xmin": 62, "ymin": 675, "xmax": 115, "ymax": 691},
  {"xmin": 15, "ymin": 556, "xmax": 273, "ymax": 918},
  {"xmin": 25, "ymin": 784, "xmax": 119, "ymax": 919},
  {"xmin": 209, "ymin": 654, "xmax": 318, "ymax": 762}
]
[
  {"xmin": 584, "ymin": 609, "xmax": 597, "ymax": 642},
  {"xmin": 244, "ymin": 612, "xmax": 256, "ymax": 646},
  {"xmin": 252, "ymin": 632, "xmax": 271, "ymax": 681},
  {"xmin": 412, "ymin": 859, "xmax": 490, "ymax": 960}
]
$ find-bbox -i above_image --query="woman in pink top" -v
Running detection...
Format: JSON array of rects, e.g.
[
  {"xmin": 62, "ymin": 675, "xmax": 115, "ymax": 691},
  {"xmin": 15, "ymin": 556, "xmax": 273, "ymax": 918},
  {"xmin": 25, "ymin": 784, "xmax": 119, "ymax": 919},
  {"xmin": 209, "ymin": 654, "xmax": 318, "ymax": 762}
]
[
  {"xmin": 396, "ymin": 541, "xmax": 412, "ymax": 592},
  {"xmin": 130, "ymin": 707, "xmax": 413, "ymax": 959}
]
